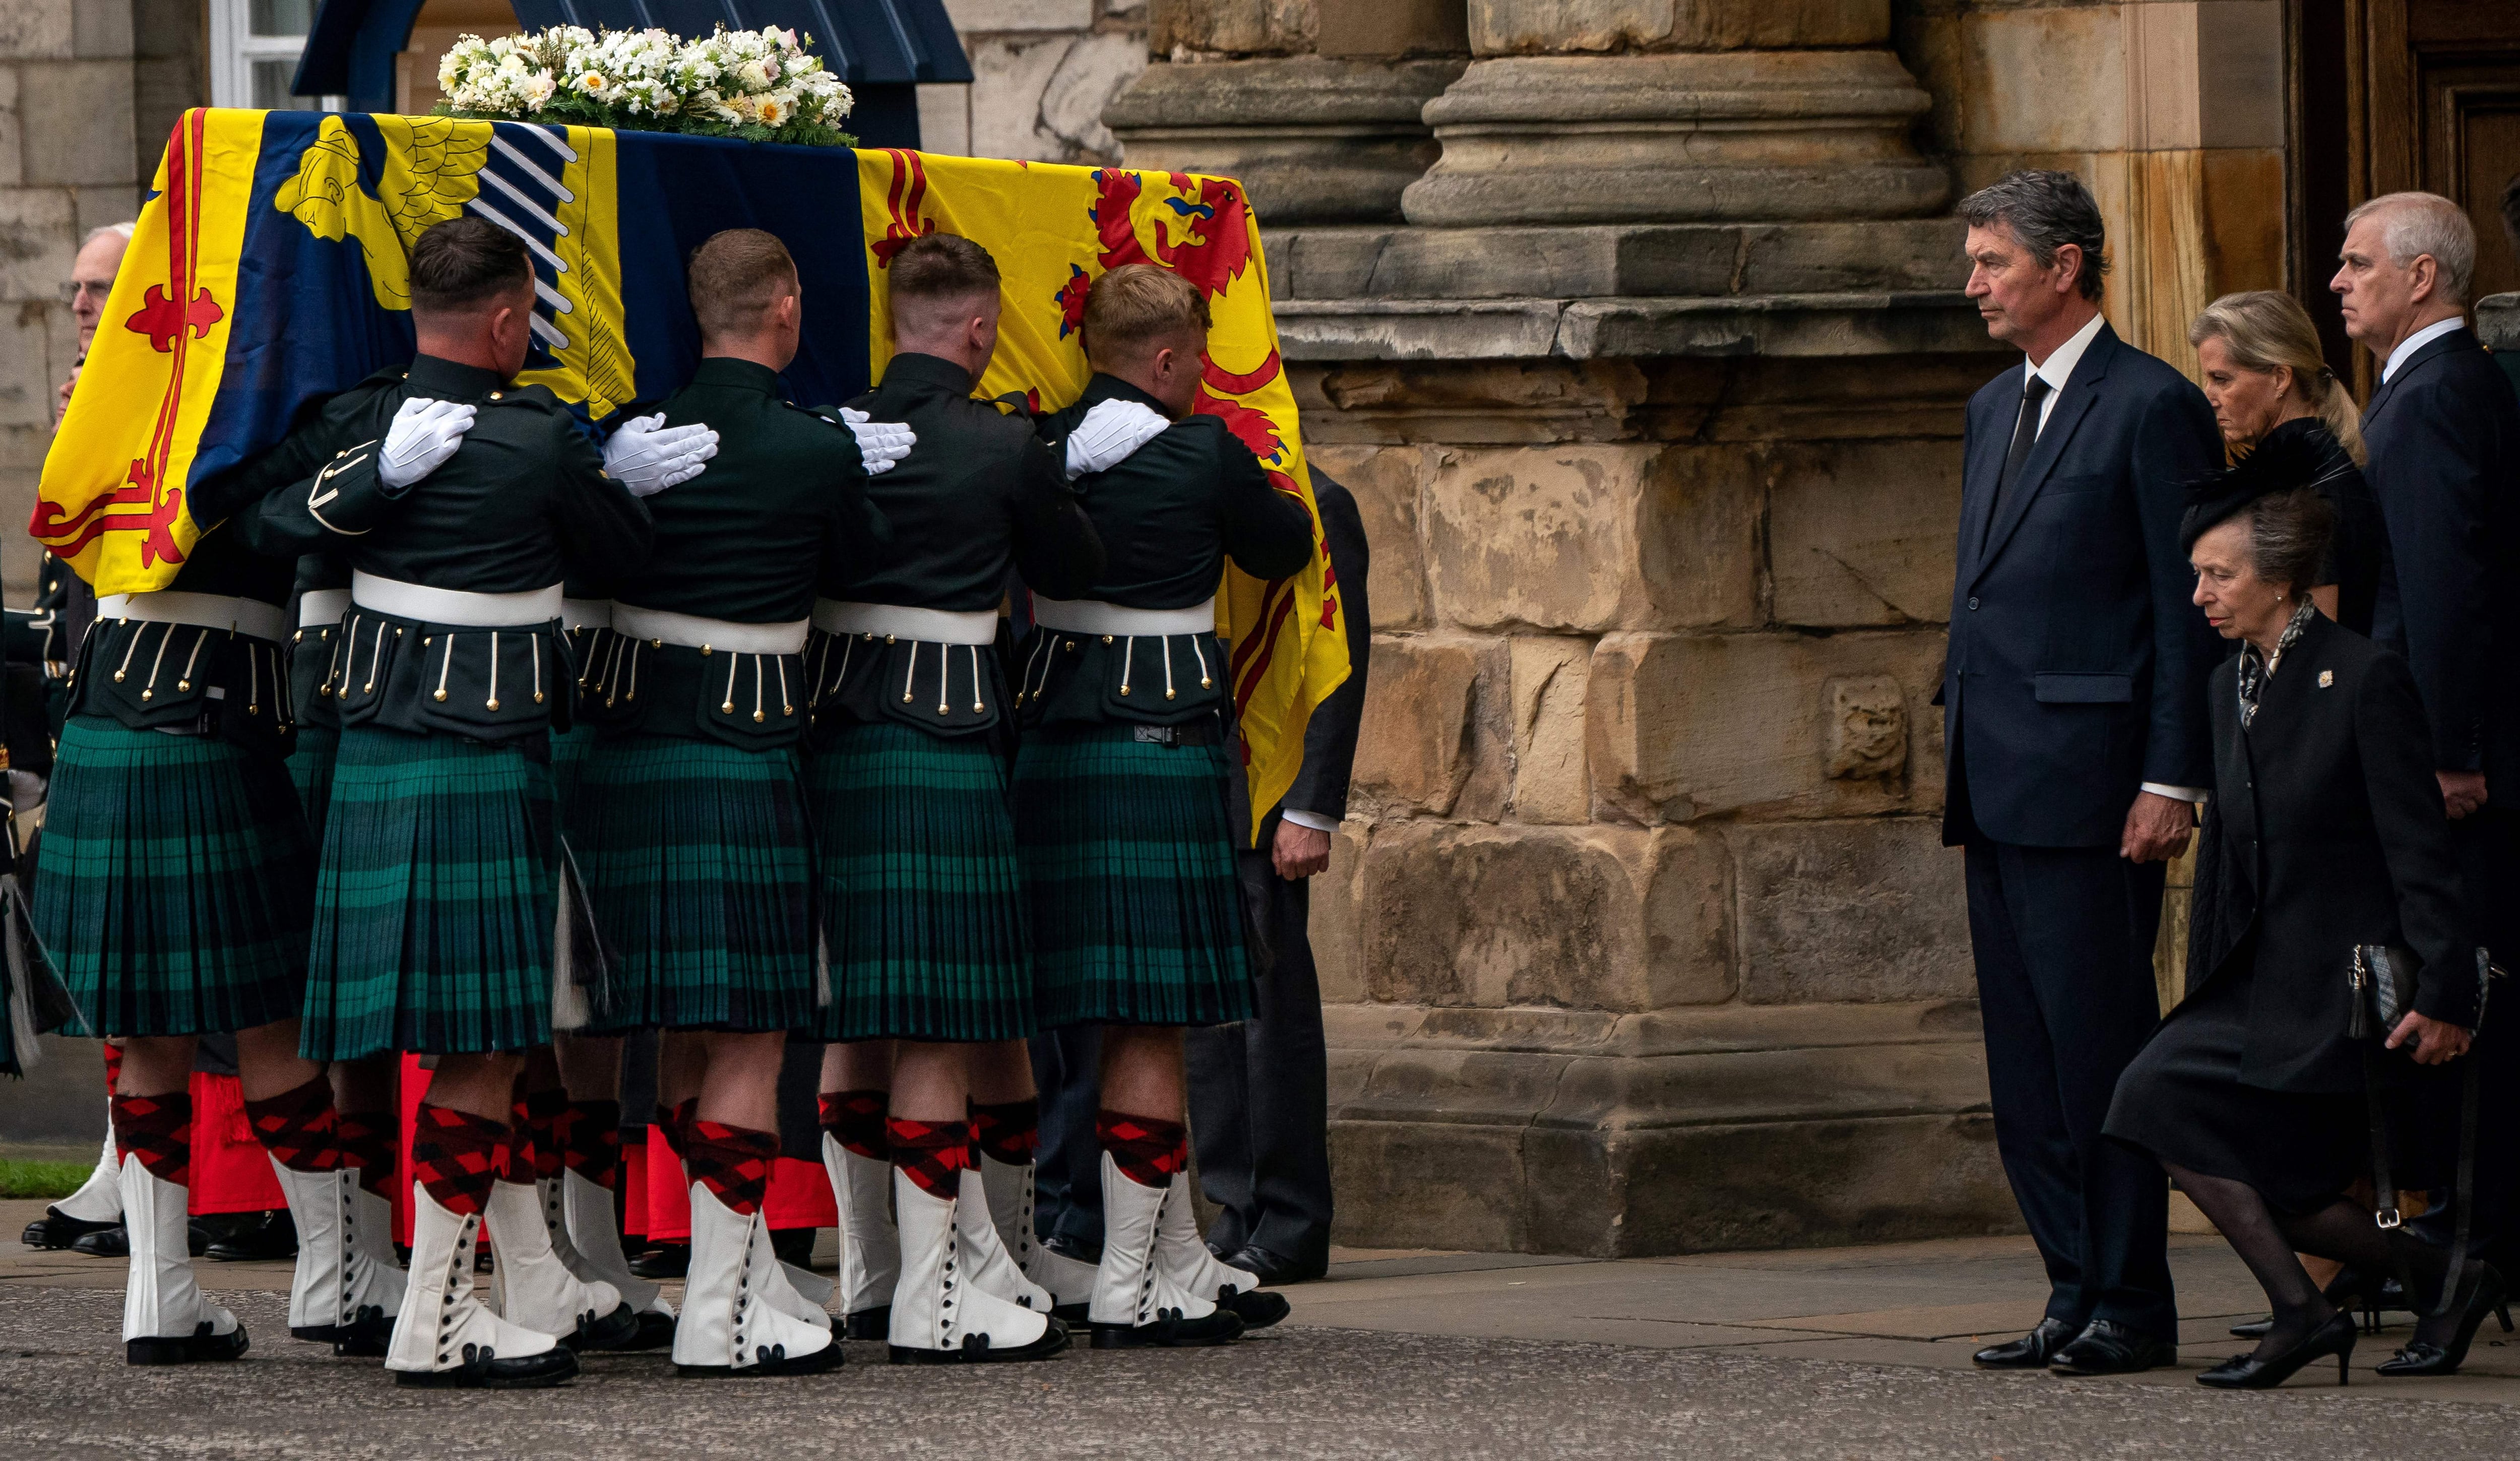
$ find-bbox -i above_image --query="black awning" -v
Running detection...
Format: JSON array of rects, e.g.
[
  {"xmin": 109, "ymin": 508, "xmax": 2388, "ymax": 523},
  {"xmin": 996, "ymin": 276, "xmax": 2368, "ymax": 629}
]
[{"xmin": 296, "ymin": 0, "xmax": 970, "ymax": 116}]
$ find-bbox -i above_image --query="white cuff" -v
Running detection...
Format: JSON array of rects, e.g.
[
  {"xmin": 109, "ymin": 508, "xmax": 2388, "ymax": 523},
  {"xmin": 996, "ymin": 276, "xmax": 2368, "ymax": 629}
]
[
  {"xmin": 2140, "ymin": 783, "xmax": 2209, "ymax": 804},
  {"xmin": 1281, "ymin": 808, "xmax": 1339, "ymax": 833}
]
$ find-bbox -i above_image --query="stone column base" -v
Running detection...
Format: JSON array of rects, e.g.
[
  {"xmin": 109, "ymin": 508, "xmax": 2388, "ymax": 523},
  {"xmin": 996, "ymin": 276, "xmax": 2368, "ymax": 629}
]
[
  {"xmin": 1106, "ymin": 56, "xmax": 1466, "ymax": 225},
  {"xmin": 1403, "ymin": 52, "xmax": 1950, "ymax": 227},
  {"xmin": 1325, "ymin": 1001, "xmax": 2019, "ymax": 1256}
]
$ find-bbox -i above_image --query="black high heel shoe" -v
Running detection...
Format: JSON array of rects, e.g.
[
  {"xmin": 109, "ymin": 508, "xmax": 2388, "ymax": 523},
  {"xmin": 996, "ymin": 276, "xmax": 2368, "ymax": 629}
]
[
  {"xmin": 2230, "ymin": 1267, "xmax": 2388, "ymax": 1339},
  {"xmin": 2376, "ymin": 1264, "xmax": 2507, "ymax": 1377},
  {"xmin": 2198, "ymin": 1310, "xmax": 2357, "ymax": 1389}
]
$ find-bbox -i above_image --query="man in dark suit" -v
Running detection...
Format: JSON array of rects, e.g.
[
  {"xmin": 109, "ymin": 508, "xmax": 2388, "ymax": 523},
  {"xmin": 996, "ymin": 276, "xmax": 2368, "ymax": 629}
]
[
  {"xmin": 1187, "ymin": 470, "xmax": 1369, "ymax": 1286},
  {"xmin": 1945, "ymin": 171, "xmax": 2225, "ymax": 1377},
  {"xmin": 2336, "ymin": 190, "xmax": 2520, "ymax": 1266}
]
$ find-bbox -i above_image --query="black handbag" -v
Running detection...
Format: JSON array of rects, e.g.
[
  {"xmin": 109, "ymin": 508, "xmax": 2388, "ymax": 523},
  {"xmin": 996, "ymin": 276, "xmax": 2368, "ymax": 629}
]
[{"xmin": 2345, "ymin": 942, "xmax": 2501, "ymax": 1320}]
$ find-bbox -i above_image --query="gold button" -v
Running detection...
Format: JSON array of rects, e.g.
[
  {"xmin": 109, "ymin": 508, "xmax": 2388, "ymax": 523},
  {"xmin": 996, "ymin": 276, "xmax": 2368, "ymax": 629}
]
[
  {"xmin": 534, "ymin": 691, "xmax": 545, "ymax": 704},
  {"xmin": 721, "ymin": 700, "xmax": 735, "ymax": 713},
  {"xmin": 1101, "ymin": 635, "xmax": 1113, "ymax": 644},
  {"xmin": 140, "ymin": 689, "xmax": 153, "ymax": 701},
  {"xmin": 1118, "ymin": 685, "xmax": 1131, "ymax": 696},
  {"xmin": 177, "ymin": 679, "xmax": 190, "ymax": 692},
  {"xmin": 489, "ymin": 391, "xmax": 502, "ymax": 400},
  {"xmin": 293, "ymin": 630, "xmax": 303, "ymax": 643},
  {"xmin": 752, "ymin": 710, "xmax": 765, "ymax": 723},
  {"xmin": 1165, "ymin": 689, "xmax": 1176, "ymax": 701},
  {"xmin": 113, "ymin": 671, "xmax": 125, "ymax": 683},
  {"xmin": 486, "ymin": 698, "xmax": 500, "ymax": 711},
  {"xmin": 424, "ymin": 637, "xmax": 432, "ymax": 646},
  {"xmin": 886, "ymin": 634, "xmax": 897, "ymax": 645},
  {"xmin": 701, "ymin": 646, "xmax": 712, "ymax": 656},
  {"xmin": 433, "ymin": 690, "xmax": 448, "ymax": 702}
]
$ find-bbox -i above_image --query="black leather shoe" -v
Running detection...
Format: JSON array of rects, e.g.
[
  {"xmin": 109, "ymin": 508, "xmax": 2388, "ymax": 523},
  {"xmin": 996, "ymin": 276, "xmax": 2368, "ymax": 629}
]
[
  {"xmin": 1090, "ymin": 1307, "xmax": 1244, "ymax": 1349},
  {"xmin": 1972, "ymin": 1317, "xmax": 2077, "ymax": 1369},
  {"xmin": 623, "ymin": 1308, "xmax": 677, "ymax": 1351},
  {"xmin": 2377, "ymin": 1264, "xmax": 2507, "ymax": 1377},
  {"xmin": 842, "ymin": 1306, "xmax": 890, "ymax": 1341},
  {"xmin": 127, "ymin": 1317, "xmax": 251, "ymax": 1366},
  {"xmin": 565, "ymin": 1302, "xmax": 645, "ymax": 1352},
  {"xmin": 2197, "ymin": 1311, "xmax": 2355, "ymax": 1389},
  {"xmin": 771, "ymin": 1227, "xmax": 816, "ymax": 1268},
  {"xmin": 205, "ymin": 1209, "xmax": 297, "ymax": 1262},
  {"xmin": 1043, "ymin": 1232, "xmax": 1102, "ymax": 1266},
  {"xmin": 21, "ymin": 1208, "xmax": 119, "ymax": 1250},
  {"xmin": 629, "ymin": 1242, "xmax": 688, "ymax": 1280},
  {"xmin": 394, "ymin": 1343, "xmax": 580, "ymax": 1389},
  {"xmin": 889, "ymin": 1316, "xmax": 1073, "ymax": 1365},
  {"xmin": 1226, "ymin": 1244, "xmax": 1328, "ymax": 1286},
  {"xmin": 75, "ymin": 1224, "xmax": 211, "ymax": 1259},
  {"xmin": 2049, "ymin": 1318, "xmax": 2179, "ymax": 1376}
]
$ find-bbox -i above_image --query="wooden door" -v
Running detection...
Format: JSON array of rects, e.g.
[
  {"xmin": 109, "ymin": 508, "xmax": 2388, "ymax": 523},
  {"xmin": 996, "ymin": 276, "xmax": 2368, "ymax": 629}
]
[{"xmin": 2289, "ymin": 0, "xmax": 2520, "ymax": 380}]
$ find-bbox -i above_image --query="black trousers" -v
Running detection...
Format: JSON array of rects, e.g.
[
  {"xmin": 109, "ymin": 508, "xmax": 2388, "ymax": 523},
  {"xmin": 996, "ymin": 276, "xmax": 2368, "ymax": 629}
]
[
  {"xmin": 1186, "ymin": 860, "xmax": 1334, "ymax": 1268},
  {"xmin": 2411, "ymin": 808, "xmax": 2520, "ymax": 1259},
  {"xmin": 1030, "ymin": 1024, "xmax": 1104, "ymax": 1250},
  {"xmin": 1967, "ymin": 839, "xmax": 2177, "ymax": 1338}
]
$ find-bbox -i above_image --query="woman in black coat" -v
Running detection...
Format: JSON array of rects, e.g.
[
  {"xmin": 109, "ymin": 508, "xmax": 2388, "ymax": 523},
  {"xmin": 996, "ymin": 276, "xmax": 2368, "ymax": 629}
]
[{"xmin": 2104, "ymin": 431, "xmax": 2493, "ymax": 1387}]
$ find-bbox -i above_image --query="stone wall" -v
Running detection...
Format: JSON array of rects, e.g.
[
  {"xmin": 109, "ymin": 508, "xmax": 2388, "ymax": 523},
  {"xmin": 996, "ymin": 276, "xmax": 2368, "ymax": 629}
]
[
  {"xmin": 0, "ymin": 1, "xmax": 187, "ymax": 606},
  {"xmin": 918, "ymin": 0, "xmax": 1150, "ymax": 162}
]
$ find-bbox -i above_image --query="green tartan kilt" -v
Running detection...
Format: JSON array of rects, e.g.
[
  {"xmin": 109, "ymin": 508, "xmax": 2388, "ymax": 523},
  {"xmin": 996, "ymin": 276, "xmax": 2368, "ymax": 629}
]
[
  {"xmin": 549, "ymin": 721, "xmax": 599, "ymax": 815},
  {"xmin": 34, "ymin": 716, "xmax": 314, "ymax": 1038},
  {"xmin": 287, "ymin": 723, "xmax": 339, "ymax": 846},
  {"xmin": 298, "ymin": 726, "xmax": 558, "ymax": 1060},
  {"xmin": 1013, "ymin": 724, "xmax": 1252, "ymax": 1028},
  {"xmin": 572, "ymin": 733, "xmax": 816, "ymax": 1034},
  {"xmin": 808, "ymin": 721, "xmax": 1032, "ymax": 1043}
]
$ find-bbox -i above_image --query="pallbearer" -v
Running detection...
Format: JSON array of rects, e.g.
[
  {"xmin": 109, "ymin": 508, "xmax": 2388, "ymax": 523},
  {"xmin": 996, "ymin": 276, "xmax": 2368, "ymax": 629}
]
[
  {"xmin": 1014, "ymin": 264, "xmax": 1314, "ymax": 1347},
  {"xmin": 805, "ymin": 232, "xmax": 1125, "ymax": 1363},
  {"xmin": 571, "ymin": 228, "xmax": 907, "ymax": 1377},
  {"xmin": 268, "ymin": 216, "xmax": 713, "ymax": 1388}
]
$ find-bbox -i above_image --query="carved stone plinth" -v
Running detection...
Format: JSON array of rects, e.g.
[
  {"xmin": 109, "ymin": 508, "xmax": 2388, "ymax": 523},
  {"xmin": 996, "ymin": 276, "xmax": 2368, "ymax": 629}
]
[
  {"xmin": 1106, "ymin": 56, "xmax": 1465, "ymax": 224},
  {"xmin": 1401, "ymin": 51, "xmax": 1949, "ymax": 227}
]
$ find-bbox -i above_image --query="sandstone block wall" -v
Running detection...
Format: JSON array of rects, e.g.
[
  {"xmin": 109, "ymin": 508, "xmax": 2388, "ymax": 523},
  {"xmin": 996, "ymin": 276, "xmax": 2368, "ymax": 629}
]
[{"xmin": 1301, "ymin": 352, "xmax": 2023, "ymax": 1254}]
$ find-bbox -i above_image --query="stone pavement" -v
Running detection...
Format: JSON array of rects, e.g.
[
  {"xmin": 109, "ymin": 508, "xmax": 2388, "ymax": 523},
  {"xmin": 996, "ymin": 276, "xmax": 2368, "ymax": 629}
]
[{"xmin": 5, "ymin": 1198, "xmax": 2515, "ymax": 1458}]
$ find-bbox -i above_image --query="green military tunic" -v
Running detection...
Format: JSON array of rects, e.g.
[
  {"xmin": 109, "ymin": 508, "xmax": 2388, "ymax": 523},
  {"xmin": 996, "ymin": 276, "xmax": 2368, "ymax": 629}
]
[
  {"xmin": 1015, "ymin": 372, "xmax": 1313, "ymax": 1028},
  {"xmin": 570, "ymin": 355, "xmax": 884, "ymax": 1035},
  {"xmin": 807, "ymin": 350, "xmax": 1103, "ymax": 1043},
  {"xmin": 233, "ymin": 352, "xmax": 655, "ymax": 1060}
]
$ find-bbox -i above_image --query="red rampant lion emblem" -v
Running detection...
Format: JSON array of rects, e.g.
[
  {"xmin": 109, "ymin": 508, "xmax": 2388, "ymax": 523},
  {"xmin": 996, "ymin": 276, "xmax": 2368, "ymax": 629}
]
[{"xmin": 1088, "ymin": 169, "xmax": 1253, "ymax": 300}]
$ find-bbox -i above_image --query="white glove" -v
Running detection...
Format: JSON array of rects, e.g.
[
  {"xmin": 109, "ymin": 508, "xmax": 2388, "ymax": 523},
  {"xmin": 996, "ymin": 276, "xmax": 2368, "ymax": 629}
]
[
  {"xmin": 604, "ymin": 412, "xmax": 719, "ymax": 498},
  {"xmin": 378, "ymin": 398, "xmax": 476, "ymax": 491},
  {"xmin": 1063, "ymin": 398, "xmax": 1171, "ymax": 480},
  {"xmin": 837, "ymin": 406, "xmax": 915, "ymax": 475}
]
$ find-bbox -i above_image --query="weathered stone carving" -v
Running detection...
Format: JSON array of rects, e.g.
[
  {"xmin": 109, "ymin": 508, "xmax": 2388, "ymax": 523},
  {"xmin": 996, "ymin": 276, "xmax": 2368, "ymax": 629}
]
[{"xmin": 1823, "ymin": 674, "xmax": 1908, "ymax": 781}]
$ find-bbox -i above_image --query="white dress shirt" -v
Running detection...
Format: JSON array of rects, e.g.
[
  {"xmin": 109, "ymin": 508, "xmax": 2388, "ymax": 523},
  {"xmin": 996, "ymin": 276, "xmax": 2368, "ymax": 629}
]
[
  {"xmin": 2022, "ymin": 308, "xmax": 2108, "ymax": 433},
  {"xmin": 1281, "ymin": 808, "xmax": 1337, "ymax": 834},
  {"xmin": 2381, "ymin": 314, "xmax": 2466, "ymax": 383},
  {"xmin": 2017, "ymin": 310, "xmax": 2206, "ymax": 806}
]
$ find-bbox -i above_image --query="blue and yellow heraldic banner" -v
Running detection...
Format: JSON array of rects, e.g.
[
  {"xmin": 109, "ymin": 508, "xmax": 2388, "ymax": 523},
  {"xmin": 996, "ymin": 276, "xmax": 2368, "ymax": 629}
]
[{"xmin": 39, "ymin": 109, "xmax": 1346, "ymax": 840}]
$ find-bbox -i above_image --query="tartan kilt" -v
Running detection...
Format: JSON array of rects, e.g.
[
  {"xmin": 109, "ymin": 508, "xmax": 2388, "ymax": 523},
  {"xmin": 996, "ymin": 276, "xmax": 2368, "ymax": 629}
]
[
  {"xmin": 299, "ymin": 726, "xmax": 558, "ymax": 1060},
  {"xmin": 549, "ymin": 721, "xmax": 599, "ymax": 815},
  {"xmin": 572, "ymin": 733, "xmax": 816, "ymax": 1034},
  {"xmin": 808, "ymin": 721, "xmax": 1032, "ymax": 1043},
  {"xmin": 35, "ymin": 716, "xmax": 314, "ymax": 1038},
  {"xmin": 287, "ymin": 723, "xmax": 340, "ymax": 846},
  {"xmin": 1013, "ymin": 724, "xmax": 1252, "ymax": 1028}
]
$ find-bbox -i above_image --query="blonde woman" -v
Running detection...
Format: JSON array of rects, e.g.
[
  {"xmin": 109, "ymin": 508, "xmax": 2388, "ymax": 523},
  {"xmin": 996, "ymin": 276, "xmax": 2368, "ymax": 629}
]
[{"xmin": 2190, "ymin": 291, "xmax": 2384, "ymax": 632}]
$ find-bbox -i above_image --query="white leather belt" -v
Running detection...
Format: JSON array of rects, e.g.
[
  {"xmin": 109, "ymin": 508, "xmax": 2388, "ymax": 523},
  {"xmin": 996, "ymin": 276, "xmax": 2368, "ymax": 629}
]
[
  {"xmin": 615, "ymin": 603, "xmax": 808, "ymax": 656},
  {"xmin": 296, "ymin": 589, "xmax": 351, "ymax": 629},
  {"xmin": 99, "ymin": 591, "xmax": 287, "ymax": 644},
  {"xmin": 812, "ymin": 599, "xmax": 999, "ymax": 647},
  {"xmin": 561, "ymin": 598, "xmax": 612, "ymax": 632},
  {"xmin": 1031, "ymin": 597, "xmax": 1216, "ymax": 637},
  {"xmin": 352, "ymin": 571, "xmax": 563, "ymax": 627}
]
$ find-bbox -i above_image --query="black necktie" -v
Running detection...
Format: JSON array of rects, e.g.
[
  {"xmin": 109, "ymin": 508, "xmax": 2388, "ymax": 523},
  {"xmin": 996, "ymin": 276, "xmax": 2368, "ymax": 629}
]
[{"xmin": 1985, "ymin": 372, "xmax": 2052, "ymax": 545}]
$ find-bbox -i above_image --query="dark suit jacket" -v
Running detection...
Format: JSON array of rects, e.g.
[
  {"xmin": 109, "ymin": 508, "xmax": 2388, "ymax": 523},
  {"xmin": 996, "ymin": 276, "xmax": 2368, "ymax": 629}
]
[
  {"xmin": 2184, "ymin": 612, "xmax": 2478, "ymax": 1091},
  {"xmin": 2359, "ymin": 326, "xmax": 2520, "ymax": 794},
  {"xmin": 1943, "ymin": 321, "xmax": 2226, "ymax": 848},
  {"xmin": 1281, "ymin": 474, "xmax": 1369, "ymax": 826}
]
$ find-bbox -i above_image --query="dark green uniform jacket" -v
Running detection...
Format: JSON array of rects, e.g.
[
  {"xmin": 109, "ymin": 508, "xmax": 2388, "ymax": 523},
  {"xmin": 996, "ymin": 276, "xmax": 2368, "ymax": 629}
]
[
  {"xmin": 808, "ymin": 351, "xmax": 1104, "ymax": 742},
  {"xmin": 1017, "ymin": 373, "xmax": 1313, "ymax": 730},
  {"xmin": 586, "ymin": 355, "xmax": 887, "ymax": 751},
  {"xmin": 222, "ymin": 353, "xmax": 654, "ymax": 744}
]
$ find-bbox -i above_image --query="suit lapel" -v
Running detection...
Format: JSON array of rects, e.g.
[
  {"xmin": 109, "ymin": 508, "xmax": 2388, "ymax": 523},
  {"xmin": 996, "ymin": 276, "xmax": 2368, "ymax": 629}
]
[
  {"xmin": 2362, "ymin": 327, "xmax": 2475, "ymax": 424},
  {"xmin": 1971, "ymin": 327, "xmax": 2115, "ymax": 587},
  {"xmin": 1956, "ymin": 389, "xmax": 2015, "ymax": 582}
]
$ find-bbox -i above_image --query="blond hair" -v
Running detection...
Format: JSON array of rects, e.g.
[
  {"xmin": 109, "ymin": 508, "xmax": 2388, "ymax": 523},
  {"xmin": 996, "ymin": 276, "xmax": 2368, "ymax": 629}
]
[
  {"xmin": 1082, "ymin": 264, "xmax": 1208, "ymax": 370},
  {"xmin": 2189, "ymin": 291, "xmax": 2367, "ymax": 467}
]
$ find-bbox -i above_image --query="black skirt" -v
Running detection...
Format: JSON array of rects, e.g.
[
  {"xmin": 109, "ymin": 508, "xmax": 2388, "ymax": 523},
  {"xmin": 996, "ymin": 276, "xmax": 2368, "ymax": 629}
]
[{"xmin": 2105, "ymin": 942, "xmax": 2453, "ymax": 1213}]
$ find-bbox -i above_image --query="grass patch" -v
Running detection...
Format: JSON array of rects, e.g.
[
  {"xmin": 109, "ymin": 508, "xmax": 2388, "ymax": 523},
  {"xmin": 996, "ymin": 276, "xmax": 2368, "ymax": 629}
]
[{"xmin": 0, "ymin": 1158, "xmax": 91, "ymax": 1200}]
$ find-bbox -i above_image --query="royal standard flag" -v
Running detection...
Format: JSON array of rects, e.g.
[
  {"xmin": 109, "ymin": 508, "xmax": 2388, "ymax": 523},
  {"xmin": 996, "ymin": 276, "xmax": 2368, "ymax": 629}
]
[{"xmin": 37, "ymin": 110, "xmax": 1347, "ymax": 839}]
